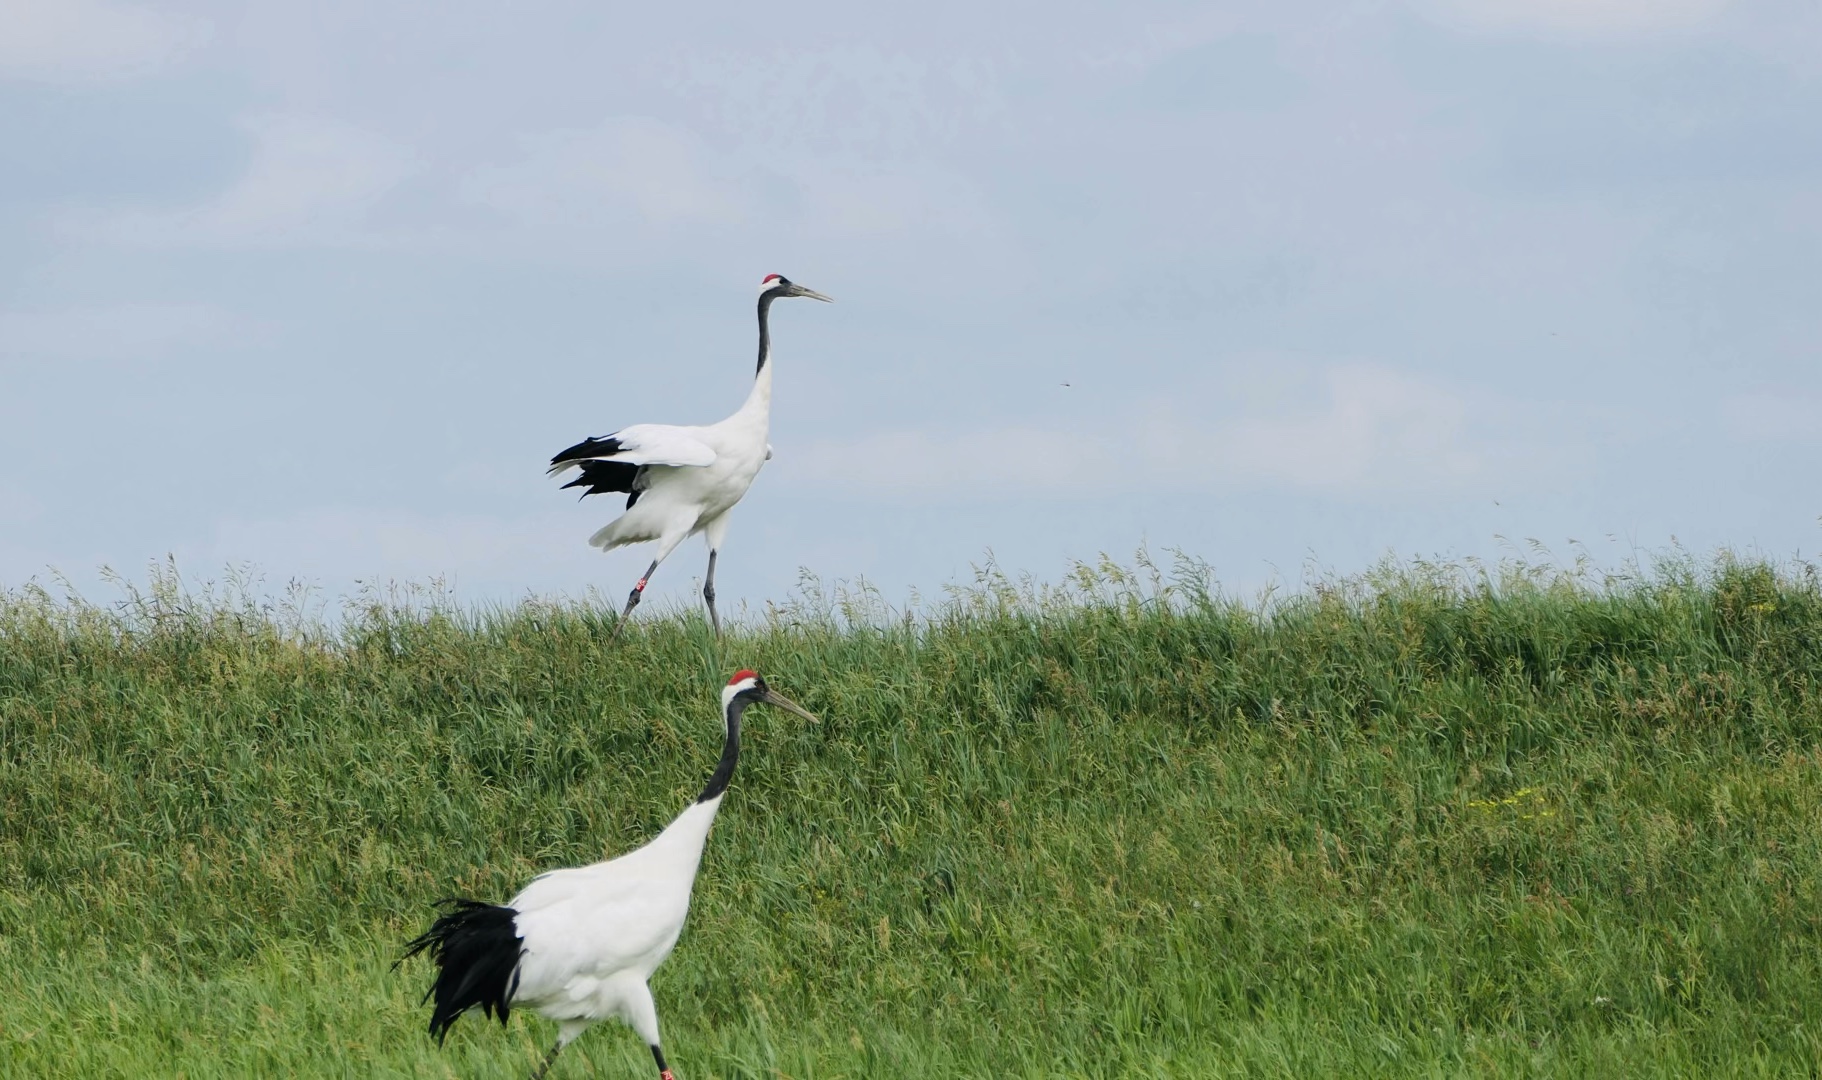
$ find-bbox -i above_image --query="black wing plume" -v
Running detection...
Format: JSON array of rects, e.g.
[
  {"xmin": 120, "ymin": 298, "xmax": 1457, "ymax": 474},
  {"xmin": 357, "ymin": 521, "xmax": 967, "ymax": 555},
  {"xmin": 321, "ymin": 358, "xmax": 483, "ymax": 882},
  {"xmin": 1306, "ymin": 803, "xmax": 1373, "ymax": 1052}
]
[
  {"xmin": 549, "ymin": 435, "xmax": 623, "ymax": 470},
  {"xmin": 397, "ymin": 899, "xmax": 524, "ymax": 1044},
  {"xmin": 560, "ymin": 459, "xmax": 644, "ymax": 507}
]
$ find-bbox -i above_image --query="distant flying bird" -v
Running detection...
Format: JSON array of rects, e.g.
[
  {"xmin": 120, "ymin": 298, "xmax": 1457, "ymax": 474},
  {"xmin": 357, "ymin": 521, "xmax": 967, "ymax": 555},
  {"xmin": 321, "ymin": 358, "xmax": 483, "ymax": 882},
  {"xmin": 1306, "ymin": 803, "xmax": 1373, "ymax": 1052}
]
[
  {"xmin": 547, "ymin": 275, "xmax": 833, "ymax": 638},
  {"xmin": 400, "ymin": 670, "xmax": 818, "ymax": 1080}
]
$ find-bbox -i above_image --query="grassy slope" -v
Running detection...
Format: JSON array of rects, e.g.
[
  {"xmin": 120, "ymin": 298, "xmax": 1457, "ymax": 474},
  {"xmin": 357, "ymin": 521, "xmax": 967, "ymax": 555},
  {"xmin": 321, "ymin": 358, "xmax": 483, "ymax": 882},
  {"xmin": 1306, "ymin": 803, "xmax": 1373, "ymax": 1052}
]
[{"xmin": 3, "ymin": 556, "xmax": 1822, "ymax": 1078}]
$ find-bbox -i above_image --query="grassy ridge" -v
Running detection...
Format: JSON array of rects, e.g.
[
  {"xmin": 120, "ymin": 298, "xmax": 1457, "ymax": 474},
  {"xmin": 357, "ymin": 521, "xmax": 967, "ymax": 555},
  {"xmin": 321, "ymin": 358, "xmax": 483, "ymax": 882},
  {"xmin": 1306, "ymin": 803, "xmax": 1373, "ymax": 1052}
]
[{"xmin": 3, "ymin": 554, "xmax": 1822, "ymax": 1077}]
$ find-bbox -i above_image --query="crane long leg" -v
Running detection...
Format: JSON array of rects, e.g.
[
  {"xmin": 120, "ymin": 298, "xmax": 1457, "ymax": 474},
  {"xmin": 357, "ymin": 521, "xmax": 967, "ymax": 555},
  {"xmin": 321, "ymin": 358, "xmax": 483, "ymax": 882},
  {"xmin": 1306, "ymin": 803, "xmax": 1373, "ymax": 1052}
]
[
  {"xmin": 703, "ymin": 549, "xmax": 720, "ymax": 638},
  {"xmin": 607, "ymin": 559, "xmax": 662, "ymax": 644},
  {"xmin": 651, "ymin": 1044, "xmax": 675, "ymax": 1080},
  {"xmin": 530, "ymin": 1042, "xmax": 563, "ymax": 1080}
]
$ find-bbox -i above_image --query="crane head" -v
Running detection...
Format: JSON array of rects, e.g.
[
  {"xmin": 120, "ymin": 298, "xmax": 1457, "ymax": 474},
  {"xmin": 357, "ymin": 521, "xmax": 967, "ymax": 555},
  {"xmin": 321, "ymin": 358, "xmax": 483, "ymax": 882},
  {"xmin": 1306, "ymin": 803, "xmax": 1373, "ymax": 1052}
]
[
  {"xmin": 759, "ymin": 273, "xmax": 833, "ymax": 303},
  {"xmin": 722, "ymin": 669, "xmax": 819, "ymax": 722}
]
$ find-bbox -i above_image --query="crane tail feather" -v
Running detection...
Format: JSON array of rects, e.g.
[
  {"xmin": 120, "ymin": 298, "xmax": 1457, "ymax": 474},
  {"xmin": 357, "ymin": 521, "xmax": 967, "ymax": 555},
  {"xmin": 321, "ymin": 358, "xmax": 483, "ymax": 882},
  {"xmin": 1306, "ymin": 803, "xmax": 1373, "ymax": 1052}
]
[
  {"xmin": 557, "ymin": 459, "xmax": 642, "ymax": 499},
  {"xmin": 550, "ymin": 435, "xmax": 624, "ymax": 470},
  {"xmin": 399, "ymin": 899, "xmax": 524, "ymax": 1044}
]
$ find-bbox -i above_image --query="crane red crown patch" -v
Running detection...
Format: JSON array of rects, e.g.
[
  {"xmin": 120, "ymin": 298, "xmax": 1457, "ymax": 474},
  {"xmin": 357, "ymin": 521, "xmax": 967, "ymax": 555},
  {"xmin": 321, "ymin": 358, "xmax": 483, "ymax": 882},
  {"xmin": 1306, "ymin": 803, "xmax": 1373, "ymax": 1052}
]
[
  {"xmin": 761, "ymin": 274, "xmax": 782, "ymax": 284},
  {"xmin": 729, "ymin": 669, "xmax": 759, "ymax": 685}
]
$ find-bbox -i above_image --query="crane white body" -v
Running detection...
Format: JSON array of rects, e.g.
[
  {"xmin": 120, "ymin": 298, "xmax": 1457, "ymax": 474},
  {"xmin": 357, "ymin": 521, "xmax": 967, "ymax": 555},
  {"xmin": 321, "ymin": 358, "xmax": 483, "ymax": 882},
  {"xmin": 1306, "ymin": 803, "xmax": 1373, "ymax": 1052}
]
[
  {"xmin": 508, "ymin": 796, "xmax": 724, "ymax": 1050},
  {"xmin": 402, "ymin": 672, "xmax": 818, "ymax": 1080},
  {"xmin": 577, "ymin": 395, "xmax": 771, "ymax": 562},
  {"xmin": 548, "ymin": 275, "xmax": 830, "ymax": 636}
]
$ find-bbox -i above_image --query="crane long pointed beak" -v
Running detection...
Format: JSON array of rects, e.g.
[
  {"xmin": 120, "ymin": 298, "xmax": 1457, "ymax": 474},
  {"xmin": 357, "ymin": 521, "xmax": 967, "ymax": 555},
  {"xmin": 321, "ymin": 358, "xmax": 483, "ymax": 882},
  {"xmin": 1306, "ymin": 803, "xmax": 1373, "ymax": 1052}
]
[
  {"xmin": 760, "ymin": 688, "xmax": 820, "ymax": 723},
  {"xmin": 792, "ymin": 286, "xmax": 834, "ymax": 303}
]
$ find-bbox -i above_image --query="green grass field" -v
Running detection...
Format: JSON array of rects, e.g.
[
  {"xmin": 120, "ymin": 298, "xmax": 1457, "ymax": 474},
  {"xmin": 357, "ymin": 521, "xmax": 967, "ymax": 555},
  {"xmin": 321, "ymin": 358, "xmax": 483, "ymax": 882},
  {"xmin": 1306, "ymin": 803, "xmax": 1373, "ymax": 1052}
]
[{"xmin": 4, "ymin": 552, "xmax": 1822, "ymax": 1078}]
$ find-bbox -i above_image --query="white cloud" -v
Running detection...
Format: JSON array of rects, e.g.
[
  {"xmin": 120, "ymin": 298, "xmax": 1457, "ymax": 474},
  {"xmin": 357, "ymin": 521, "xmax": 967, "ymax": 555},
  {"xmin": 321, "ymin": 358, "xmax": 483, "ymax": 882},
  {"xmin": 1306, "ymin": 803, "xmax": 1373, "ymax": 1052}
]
[
  {"xmin": 461, "ymin": 118, "xmax": 747, "ymax": 229},
  {"xmin": 1080, "ymin": 9, "xmax": 1243, "ymax": 72},
  {"xmin": 459, "ymin": 109, "xmax": 1001, "ymax": 235},
  {"xmin": 191, "ymin": 507, "xmax": 591, "ymax": 589},
  {"xmin": 787, "ymin": 160, "xmax": 998, "ymax": 240},
  {"xmin": 791, "ymin": 426, "xmax": 1097, "ymax": 497},
  {"xmin": 660, "ymin": 43, "xmax": 1011, "ymax": 158},
  {"xmin": 1202, "ymin": 364, "xmax": 1479, "ymax": 489},
  {"xmin": 788, "ymin": 364, "xmax": 1486, "ymax": 501},
  {"xmin": 63, "ymin": 113, "xmax": 417, "ymax": 247},
  {"xmin": 0, "ymin": 303, "xmax": 248, "ymax": 362},
  {"xmin": 199, "ymin": 114, "xmax": 415, "ymax": 239},
  {"xmin": 1720, "ymin": 392, "xmax": 1822, "ymax": 443},
  {"xmin": 0, "ymin": 0, "xmax": 209, "ymax": 82},
  {"xmin": 0, "ymin": 483, "xmax": 44, "ymax": 528},
  {"xmin": 1414, "ymin": 0, "xmax": 1731, "ymax": 38}
]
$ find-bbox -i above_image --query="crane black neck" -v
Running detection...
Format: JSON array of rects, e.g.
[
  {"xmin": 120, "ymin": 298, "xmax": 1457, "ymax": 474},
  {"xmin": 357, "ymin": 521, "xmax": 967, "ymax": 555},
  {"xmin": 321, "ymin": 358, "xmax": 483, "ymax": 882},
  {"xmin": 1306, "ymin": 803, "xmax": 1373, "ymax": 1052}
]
[
  {"xmin": 696, "ymin": 694, "xmax": 747, "ymax": 803},
  {"xmin": 755, "ymin": 292, "xmax": 777, "ymax": 377}
]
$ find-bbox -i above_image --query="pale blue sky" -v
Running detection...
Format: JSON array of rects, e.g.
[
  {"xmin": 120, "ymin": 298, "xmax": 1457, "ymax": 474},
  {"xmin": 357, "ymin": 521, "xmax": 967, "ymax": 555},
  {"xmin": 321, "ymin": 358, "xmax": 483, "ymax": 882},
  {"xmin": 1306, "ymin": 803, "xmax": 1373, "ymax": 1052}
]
[{"xmin": 3, "ymin": 0, "xmax": 1819, "ymax": 614}]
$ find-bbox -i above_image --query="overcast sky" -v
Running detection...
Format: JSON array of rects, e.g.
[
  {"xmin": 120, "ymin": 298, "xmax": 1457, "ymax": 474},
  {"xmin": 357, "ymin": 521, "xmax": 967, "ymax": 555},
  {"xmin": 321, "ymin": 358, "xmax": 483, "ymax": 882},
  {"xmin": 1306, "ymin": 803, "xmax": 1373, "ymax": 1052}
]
[{"xmin": 3, "ymin": 0, "xmax": 1819, "ymax": 616}]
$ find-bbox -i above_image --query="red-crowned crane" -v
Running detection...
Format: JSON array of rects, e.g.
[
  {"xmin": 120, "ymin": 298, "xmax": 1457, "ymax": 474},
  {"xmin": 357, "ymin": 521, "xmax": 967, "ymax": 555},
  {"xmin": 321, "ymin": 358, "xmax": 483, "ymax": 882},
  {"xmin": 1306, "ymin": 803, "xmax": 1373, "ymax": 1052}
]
[
  {"xmin": 547, "ymin": 275, "xmax": 832, "ymax": 638},
  {"xmin": 400, "ymin": 670, "xmax": 817, "ymax": 1079}
]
